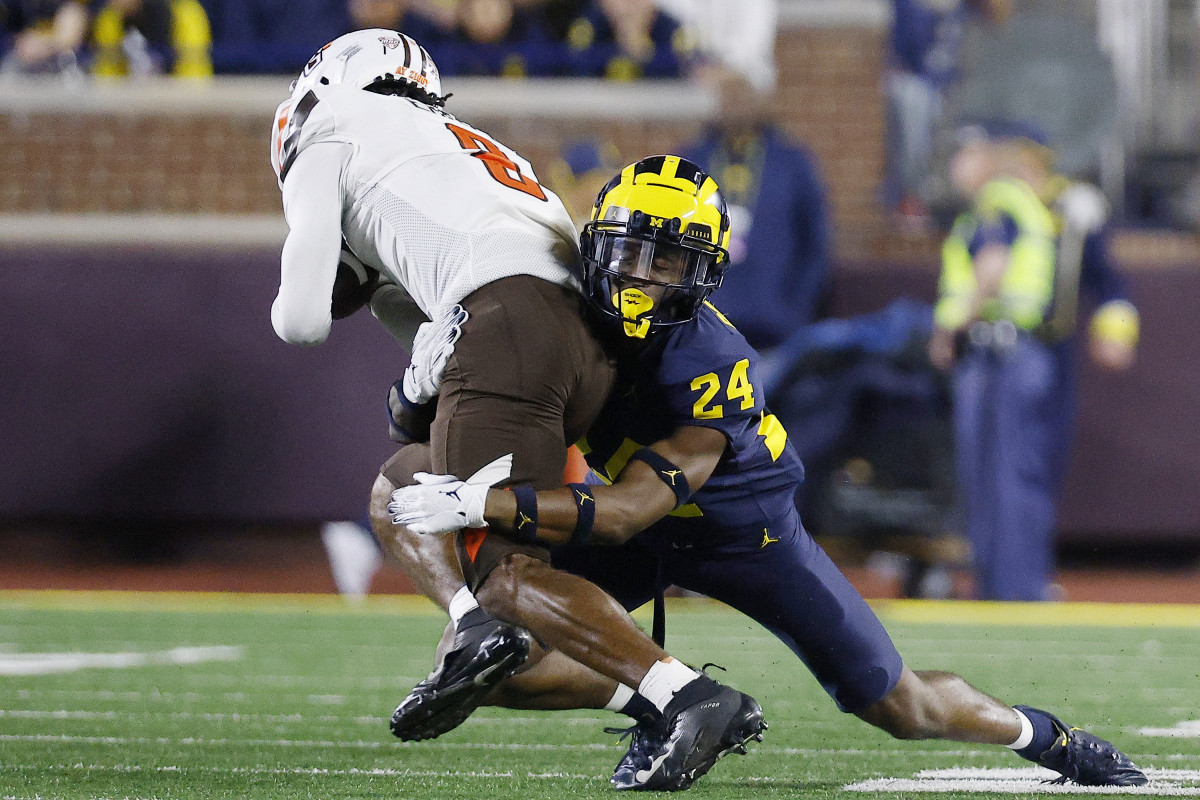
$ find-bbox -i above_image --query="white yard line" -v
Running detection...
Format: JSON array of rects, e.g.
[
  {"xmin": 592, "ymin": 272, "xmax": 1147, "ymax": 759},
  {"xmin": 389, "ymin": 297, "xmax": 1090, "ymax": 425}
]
[
  {"xmin": 0, "ymin": 646, "xmax": 243, "ymax": 676},
  {"xmin": 1140, "ymin": 722, "xmax": 1200, "ymax": 738},
  {"xmin": 845, "ymin": 767, "xmax": 1200, "ymax": 795}
]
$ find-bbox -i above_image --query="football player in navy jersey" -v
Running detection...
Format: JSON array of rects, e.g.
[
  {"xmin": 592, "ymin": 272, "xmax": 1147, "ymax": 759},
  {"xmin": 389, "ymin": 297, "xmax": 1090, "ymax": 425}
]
[{"xmin": 389, "ymin": 156, "xmax": 1146, "ymax": 791}]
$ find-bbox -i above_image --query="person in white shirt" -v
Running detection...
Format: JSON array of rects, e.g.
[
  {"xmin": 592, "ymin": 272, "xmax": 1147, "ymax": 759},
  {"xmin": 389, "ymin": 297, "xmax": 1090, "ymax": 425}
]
[{"xmin": 269, "ymin": 29, "xmax": 752, "ymax": 787}]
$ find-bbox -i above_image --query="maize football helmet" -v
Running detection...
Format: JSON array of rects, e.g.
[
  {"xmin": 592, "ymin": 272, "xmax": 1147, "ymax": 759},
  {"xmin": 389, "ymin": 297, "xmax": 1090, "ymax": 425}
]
[
  {"xmin": 581, "ymin": 155, "xmax": 731, "ymax": 339},
  {"xmin": 289, "ymin": 28, "xmax": 444, "ymax": 107}
]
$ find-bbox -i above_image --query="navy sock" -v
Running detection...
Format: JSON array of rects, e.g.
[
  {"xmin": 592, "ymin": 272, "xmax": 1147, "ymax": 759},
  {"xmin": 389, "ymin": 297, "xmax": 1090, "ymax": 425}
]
[
  {"xmin": 1013, "ymin": 705, "xmax": 1065, "ymax": 761},
  {"xmin": 620, "ymin": 693, "xmax": 661, "ymax": 724}
]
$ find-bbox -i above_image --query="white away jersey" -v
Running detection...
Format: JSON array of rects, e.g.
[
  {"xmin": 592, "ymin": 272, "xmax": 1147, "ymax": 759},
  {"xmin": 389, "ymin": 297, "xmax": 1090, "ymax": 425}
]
[{"xmin": 270, "ymin": 84, "xmax": 580, "ymax": 321}]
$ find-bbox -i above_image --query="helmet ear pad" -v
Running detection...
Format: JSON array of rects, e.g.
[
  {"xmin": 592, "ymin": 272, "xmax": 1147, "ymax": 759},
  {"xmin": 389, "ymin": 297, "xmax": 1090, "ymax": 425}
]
[{"xmin": 362, "ymin": 73, "xmax": 446, "ymax": 107}]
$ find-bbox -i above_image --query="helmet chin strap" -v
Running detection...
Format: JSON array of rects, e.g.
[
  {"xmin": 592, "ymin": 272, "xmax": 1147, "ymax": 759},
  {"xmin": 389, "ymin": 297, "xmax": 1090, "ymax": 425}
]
[{"xmin": 614, "ymin": 287, "xmax": 654, "ymax": 339}]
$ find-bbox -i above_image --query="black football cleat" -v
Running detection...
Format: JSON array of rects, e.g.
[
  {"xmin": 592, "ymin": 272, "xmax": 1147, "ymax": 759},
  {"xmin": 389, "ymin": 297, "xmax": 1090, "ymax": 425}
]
[
  {"xmin": 624, "ymin": 678, "xmax": 766, "ymax": 791},
  {"xmin": 390, "ymin": 612, "xmax": 531, "ymax": 742},
  {"xmin": 1017, "ymin": 706, "xmax": 1148, "ymax": 787},
  {"xmin": 607, "ymin": 720, "xmax": 667, "ymax": 791}
]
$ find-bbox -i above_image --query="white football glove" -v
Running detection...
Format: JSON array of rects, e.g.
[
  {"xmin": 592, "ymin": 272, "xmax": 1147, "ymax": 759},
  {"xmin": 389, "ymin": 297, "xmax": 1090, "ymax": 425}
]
[
  {"xmin": 388, "ymin": 453, "xmax": 513, "ymax": 535},
  {"xmin": 403, "ymin": 304, "xmax": 468, "ymax": 405}
]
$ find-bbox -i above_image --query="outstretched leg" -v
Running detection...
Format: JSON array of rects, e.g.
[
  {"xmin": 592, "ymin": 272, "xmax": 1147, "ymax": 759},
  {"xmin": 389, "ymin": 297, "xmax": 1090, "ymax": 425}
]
[
  {"xmin": 668, "ymin": 514, "xmax": 1145, "ymax": 787},
  {"xmin": 859, "ymin": 668, "xmax": 1147, "ymax": 786},
  {"xmin": 856, "ymin": 667, "xmax": 1020, "ymax": 742}
]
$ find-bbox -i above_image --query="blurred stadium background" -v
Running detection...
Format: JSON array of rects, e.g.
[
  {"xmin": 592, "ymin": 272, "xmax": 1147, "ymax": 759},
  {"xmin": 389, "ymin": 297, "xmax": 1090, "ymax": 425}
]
[{"xmin": 2, "ymin": 0, "xmax": 1200, "ymax": 602}]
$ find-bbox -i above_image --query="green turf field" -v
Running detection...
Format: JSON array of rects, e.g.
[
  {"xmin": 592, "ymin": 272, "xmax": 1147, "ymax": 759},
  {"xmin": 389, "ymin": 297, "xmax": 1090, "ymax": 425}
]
[{"xmin": 1, "ymin": 591, "xmax": 1197, "ymax": 799}]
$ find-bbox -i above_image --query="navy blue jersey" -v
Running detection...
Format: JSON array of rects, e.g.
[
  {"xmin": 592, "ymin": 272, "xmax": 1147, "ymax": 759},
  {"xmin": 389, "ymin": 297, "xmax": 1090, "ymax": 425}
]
[
  {"xmin": 579, "ymin": 303, "xmax": 805, "ymax": 542},
  {"xmin": 559, "ymin": 303, "xmax": 905, "ymax": 713}
]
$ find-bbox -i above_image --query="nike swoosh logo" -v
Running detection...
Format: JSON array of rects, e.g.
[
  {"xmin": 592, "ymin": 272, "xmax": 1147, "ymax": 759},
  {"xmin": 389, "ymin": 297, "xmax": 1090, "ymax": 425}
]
[
  {"xmin": 471, "ymin": 661, "xmax": 505, "ymax": 686},
  {"xmin": 635, "ymin": 751, "xmax": 670, "ymax": 784}
]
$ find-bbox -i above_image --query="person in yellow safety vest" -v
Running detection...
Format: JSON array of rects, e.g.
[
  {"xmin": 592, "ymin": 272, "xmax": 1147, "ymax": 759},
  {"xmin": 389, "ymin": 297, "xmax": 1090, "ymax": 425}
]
[
  {"xmin": 927, "ymin": 120, "xmax": 1138, "ymax": 601},
  {"xmin": 90, "ymin": 0, "xmax": 211, "ymax": 78}
]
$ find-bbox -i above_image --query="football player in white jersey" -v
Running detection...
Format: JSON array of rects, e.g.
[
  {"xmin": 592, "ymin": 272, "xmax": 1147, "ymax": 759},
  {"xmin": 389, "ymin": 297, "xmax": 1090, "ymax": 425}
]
[{"xmin": 269, "ymin": 29, "xmax": 750, "ymax": 784}]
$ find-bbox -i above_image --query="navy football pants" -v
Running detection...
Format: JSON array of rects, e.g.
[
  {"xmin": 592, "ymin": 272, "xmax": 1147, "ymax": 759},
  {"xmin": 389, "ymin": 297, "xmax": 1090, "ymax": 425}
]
[{"xmin": 552, "ymin": 513, "xmax": 904, "ymax": 713}]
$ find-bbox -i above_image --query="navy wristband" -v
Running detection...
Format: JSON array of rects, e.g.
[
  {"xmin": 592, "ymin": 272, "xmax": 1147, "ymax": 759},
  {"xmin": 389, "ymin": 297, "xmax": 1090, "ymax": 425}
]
[
  {"xmin": 566, "ymin": 483, "xmax": 596, "ymax": 547},
  {"xmin": 510, "ymin": 485, "xmax": 538, "ymax": 544},
  {"xmin": 628, "ymin": 448, "xmax": 691, "ymax": 508}
]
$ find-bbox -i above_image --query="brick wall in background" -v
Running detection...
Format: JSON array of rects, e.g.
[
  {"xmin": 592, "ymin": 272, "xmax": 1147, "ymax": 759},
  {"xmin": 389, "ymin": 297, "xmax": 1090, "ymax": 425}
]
[
  {"xmin": 0, "ymin": 26, "xmax": 934, "ymax": 264},
  {"xmin": 2, "ymin": 25, "xmax": 1195, "ymax": 266},
  {"xmin": 0, "ymin": 114, "xmax": 273, "ymax": 215}
]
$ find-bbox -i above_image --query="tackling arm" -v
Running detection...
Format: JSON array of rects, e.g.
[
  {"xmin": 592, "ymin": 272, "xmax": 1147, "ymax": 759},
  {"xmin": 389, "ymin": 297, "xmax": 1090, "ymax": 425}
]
[
  {"xmin": 482, "ymin": 425, "xmax": 727, "ymax": 546},
  {"xmin": 271, "ymin": 142, "xmax": 351, "ymax": 345}
]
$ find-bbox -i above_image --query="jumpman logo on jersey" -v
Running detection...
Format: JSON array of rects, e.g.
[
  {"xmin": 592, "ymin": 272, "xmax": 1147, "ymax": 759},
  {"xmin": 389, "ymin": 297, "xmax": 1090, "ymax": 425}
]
[
  {"xmin": 574, "ymin": 488, "xmax": 594, "ymax": 504},
  {"xmin": 760, "ymin": 528, "xmax": 780, "ymax": 548},
  {"xmin": 516, "ymin": 512, "xmax": 534, "ymax": 530},
  {"xmin": 661, "ymin": 469, "xmax": 683, "ymax": 486}
]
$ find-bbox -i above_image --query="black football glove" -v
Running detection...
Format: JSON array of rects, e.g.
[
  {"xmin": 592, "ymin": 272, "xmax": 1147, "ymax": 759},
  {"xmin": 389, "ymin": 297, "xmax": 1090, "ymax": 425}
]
[
  {"xmin": 331, "ymin": 244, "xmax": 380, "ymax": 320},
  {"xmin": 387, "ymin": 379, "xmax": 436, "ymax": 445}
]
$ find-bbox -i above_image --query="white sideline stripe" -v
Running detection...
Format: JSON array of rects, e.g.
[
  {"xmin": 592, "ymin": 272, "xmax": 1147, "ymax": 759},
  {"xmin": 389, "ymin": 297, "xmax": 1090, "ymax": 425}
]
[
  {"xmin": 846, "ymin": 767, "xmax": 1200, "ymax": 795},
  {"xmin": 0, "ymin": 646, "xmax": 243, "ymax": 676},
  {"xmin": 1139, "ymin": 721, "xmax": 1200, "ymax": 738}
]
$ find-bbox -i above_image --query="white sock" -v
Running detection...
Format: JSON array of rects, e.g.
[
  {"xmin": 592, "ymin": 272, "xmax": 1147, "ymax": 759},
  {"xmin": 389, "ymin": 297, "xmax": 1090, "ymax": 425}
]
[
  {"xmin": 604, "ymin": 683, "xmax": 636, "ymax": 712},
  {"xmin": 637, "ymin": 657, "xmax": 700, "ymax": 713},
  {"xmin": 447, "ymin": 585, "xmax": 479, "ymax": 627},
  {"xmin": 1007, "ymin": 707, "xmax": 1035, "ymax": 750}
]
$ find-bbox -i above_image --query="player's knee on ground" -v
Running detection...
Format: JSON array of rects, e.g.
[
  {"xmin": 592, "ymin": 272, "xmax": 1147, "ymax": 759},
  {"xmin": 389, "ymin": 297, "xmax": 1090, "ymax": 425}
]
[{"xmin": 858, "ymin": 669, "xmax": 963, "ymax": 740}]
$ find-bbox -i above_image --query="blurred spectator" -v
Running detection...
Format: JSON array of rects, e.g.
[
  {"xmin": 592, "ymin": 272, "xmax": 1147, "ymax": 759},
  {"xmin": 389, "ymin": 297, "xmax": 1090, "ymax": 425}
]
[
  {"xmin": 0, "ymin": 0, "xmax": 89, "ymax": 76},
  {"xmin": 436, "ymin": 0, "xmax": 557, "ymax": 77},
  {"xmin": 884, "ymin": 0, "xmax": 1012, "ymax": 229},
  {"xmin": 90, "ymin": 0, "xmax": 212, "ymax": 78},
  {"xmin": 678, "ymin": 66, "xmax": 830, "ymax": 356},
  {"xmin": 565, "ymin": 0, "xmax": 691, "ymax": 80},
  {"xmin": 347, "ymin": 0, "xmax": 449, "ymax": 42},
  {"xmin": 653, "ymin": 0, "xmax": 777, "ymax": 93},
  {"xmin": 545, "ymin": 138, "xmax": 623, "ymax": 227},
  {"xmin": 927, "ymin": 121, "xmax": 1138, "ymax": 602},
  {"xmin": 204, "ymin": 0, "xmax": 348, "ymax": 74}
]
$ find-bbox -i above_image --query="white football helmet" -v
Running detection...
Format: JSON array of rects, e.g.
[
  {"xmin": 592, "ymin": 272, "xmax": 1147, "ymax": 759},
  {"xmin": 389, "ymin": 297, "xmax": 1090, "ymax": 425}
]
[{"xmin": 289, "ymin": 28, "xmax": 443, "ymax": 105}]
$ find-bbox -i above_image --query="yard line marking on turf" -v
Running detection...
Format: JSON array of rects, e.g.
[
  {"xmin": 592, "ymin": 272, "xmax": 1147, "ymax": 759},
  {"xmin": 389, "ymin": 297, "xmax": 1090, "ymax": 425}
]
[
  {"xmin": 845, "ymin": 767, "xmax": 1200, "ymax": 794},
  {"xmin": 0, "ymin": 646, "xmax": 243, "ymax": 676},
  {"xmin": 1139, "ymin": 721, "xmax": 1200, "ymax": 738},
  {"xmin": 0, "ymin": 764, "xmax": 603, "ymax": 781}
]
